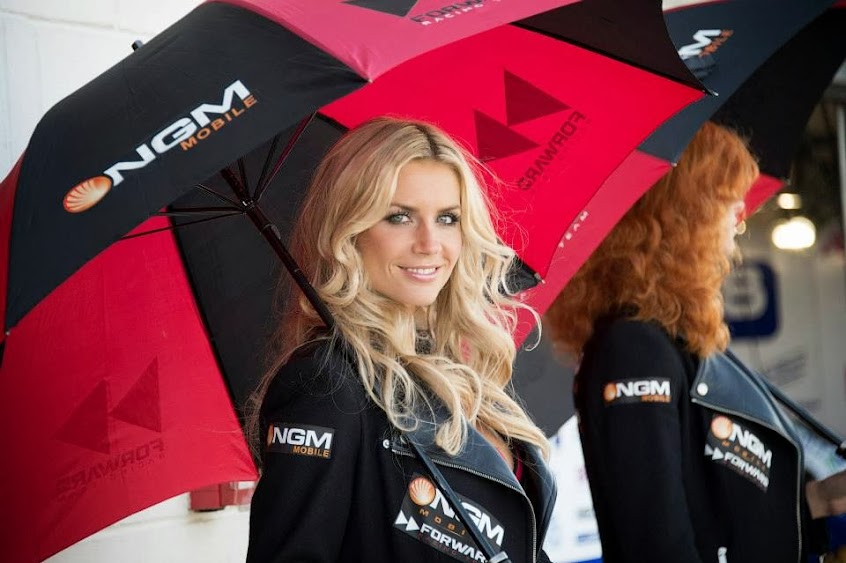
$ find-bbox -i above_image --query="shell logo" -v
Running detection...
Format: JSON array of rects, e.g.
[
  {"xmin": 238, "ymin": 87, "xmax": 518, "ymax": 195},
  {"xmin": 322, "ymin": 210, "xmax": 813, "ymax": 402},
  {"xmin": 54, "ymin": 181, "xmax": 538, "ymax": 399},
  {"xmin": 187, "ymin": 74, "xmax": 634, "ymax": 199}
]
[
  {"xmin": 408, "ymin": 476, "xmax": 436, "ymax": 506},
  {"xmin": 710, "ymin": 415, "xmax": 734, "ymax": 440},
  {"xmin": 602, "ymin": 383, "xmax": 617, "ymax": 403},
  {"xmin": 63, "ymin": 175, "xmax": 112, "ymax": 213}
]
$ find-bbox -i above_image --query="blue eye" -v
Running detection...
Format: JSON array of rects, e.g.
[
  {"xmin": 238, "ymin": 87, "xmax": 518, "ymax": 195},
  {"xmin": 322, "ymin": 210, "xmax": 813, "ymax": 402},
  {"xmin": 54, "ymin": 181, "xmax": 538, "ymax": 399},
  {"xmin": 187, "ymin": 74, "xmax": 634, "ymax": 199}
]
[
  {"xmin": 386, "ymin": 211, "xmax": 411, "ymax": 224},
  {"xmin": 439, "ymin": 213, "xmax": 460, "ymax": 225}
]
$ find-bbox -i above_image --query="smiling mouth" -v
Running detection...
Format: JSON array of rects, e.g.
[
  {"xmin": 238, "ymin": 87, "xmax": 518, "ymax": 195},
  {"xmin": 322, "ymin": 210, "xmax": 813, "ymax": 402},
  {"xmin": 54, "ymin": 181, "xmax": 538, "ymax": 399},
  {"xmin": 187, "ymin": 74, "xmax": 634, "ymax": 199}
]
[{"xmin": 400, "ymin": 266, "xmax": 439, "ymax": 275}]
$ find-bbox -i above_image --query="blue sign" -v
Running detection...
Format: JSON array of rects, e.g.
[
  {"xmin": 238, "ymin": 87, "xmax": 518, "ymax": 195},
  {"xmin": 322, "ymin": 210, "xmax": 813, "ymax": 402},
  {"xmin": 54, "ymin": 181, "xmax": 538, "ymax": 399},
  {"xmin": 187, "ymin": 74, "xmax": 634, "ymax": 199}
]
[{"xmin": 723, "ymin": 261, "xmax": 778, "ymax": 339}]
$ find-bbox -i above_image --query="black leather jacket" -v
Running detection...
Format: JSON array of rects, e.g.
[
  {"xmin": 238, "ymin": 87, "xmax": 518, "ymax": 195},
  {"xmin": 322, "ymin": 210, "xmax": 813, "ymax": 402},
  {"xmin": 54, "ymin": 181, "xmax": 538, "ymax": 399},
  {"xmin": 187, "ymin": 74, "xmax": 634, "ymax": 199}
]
[
  {"xmin": 248, "ymin": 338, "xmax": 556, "ymax": 563},
  {"xmin": 576, "ymin": 317, "xmax": 813, "ymax": 563}
]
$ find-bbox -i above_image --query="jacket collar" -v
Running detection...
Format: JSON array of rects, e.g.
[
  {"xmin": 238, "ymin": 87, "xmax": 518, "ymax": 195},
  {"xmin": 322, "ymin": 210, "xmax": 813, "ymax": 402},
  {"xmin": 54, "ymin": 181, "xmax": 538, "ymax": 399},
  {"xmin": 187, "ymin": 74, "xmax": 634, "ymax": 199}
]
[
  {"xmin": 392, "ymin": 402, "xmax": 557, "ymax": 535},
  {"xmin": 691, "ymin": 351, "xmax": 796, "ymax": 442}
]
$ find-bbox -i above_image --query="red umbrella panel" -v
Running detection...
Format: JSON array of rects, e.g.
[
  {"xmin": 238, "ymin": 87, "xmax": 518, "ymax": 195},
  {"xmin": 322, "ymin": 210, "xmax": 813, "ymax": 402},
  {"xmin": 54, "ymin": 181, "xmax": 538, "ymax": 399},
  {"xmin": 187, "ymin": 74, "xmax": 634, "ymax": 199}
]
[
  {"xmin": 0, "ymin": 1, "xmax": 705, "ymax": 560},
  {"xmin": 518, "ymin": 0, "xmax": 846, "ymax": 342},
  {"xmin": 0, "ymin": 183, "xmax": 257, "ymax": 562}
]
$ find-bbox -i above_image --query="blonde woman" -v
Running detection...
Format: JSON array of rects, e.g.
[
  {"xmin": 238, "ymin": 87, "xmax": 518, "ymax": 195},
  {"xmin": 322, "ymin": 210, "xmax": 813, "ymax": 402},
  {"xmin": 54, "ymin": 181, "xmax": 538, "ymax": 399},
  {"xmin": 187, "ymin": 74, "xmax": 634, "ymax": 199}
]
[
  {"xmin": 546, "ymin": 122, "xmax": 821, "ymax": 562},
  {"xmin": 246, "ymin": 117, "xmax": 556, "ymax": 563}
]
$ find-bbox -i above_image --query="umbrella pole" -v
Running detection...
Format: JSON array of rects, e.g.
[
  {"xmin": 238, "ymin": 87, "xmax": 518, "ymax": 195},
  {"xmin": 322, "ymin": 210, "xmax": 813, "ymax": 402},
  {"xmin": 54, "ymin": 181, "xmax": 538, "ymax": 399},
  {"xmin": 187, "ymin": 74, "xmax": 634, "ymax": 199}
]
[{"xmin": 245, "ymin": 203, "xmax": 336, "ymax": 330}]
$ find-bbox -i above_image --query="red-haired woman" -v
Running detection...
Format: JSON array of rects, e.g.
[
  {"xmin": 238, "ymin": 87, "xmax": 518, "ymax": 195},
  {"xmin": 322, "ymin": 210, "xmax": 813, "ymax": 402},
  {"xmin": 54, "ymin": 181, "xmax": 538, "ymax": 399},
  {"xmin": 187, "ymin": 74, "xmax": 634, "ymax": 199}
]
[{"xmin": 546, "ymin": 122, "xmax": 819, "ymax": 562}]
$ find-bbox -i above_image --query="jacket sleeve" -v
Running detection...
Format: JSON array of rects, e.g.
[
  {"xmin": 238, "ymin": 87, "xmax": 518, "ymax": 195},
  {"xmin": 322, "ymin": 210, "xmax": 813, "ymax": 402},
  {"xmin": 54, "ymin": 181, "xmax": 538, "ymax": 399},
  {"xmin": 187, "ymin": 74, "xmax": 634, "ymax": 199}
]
[
  {"xmin": 577, "ymin": 320, "xmax": 705, "ymax": 563},
  {"xmin": 246, "ymin": 351, "xmax": 365, "ymax": 563}
]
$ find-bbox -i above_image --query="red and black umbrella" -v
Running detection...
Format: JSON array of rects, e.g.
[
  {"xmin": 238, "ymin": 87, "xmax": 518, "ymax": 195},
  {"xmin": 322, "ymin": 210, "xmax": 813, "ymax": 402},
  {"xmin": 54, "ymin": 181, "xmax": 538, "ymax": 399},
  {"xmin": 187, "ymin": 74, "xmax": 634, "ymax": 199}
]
[
  {"xmin": 0, "ymin": 1, "xmax": 705, "ymax": 560},
  {"xmin": 522, "ymin": 0, "xmax": 846, "ymax": 327}
]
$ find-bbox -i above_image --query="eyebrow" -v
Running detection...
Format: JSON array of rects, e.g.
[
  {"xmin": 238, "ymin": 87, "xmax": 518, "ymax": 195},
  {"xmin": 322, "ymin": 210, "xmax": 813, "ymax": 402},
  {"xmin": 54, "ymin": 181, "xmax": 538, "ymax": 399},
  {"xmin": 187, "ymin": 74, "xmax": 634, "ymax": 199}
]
[{"xmin": 389, "ymin": 203, "xmax": 461, "ymax": 213}]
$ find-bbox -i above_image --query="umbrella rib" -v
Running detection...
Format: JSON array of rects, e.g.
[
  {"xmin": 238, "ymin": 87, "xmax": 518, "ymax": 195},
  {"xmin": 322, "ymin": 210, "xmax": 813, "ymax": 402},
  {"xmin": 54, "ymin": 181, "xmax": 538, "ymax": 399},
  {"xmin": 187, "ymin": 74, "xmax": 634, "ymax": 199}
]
[
  {"xmin": 237, "ymin": 157, "xmax": 249, "ymax": 196},
  {"xmin": 220, "ymin": 166, "xmax": 249, "ymax": 202},
  {"xmin": 119, "ymin": 212, "xmax": 242, "ymax": 240},
  {"xmin": 195, "ymin": 183, "xmax": 242, "ymax": 208},
  {"xmin": 255, "ymin": 113, "xmax": 315, "ymax": 203},
  {"xmin": 157, "ymin": 206, "xmax": 243, "ymax": 216},
  {"xmin": 254, "ymin": 134, "xmax": 281, "ymax": 198}
]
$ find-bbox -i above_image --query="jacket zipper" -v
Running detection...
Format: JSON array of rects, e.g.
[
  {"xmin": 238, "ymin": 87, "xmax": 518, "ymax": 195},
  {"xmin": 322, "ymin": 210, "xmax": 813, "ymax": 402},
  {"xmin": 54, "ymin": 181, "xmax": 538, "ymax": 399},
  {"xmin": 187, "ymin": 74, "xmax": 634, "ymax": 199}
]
[
  {"xmin": 391, "ymin": 444, "xmax": 538, "ymax": 563},
  {"xmin": 691, "ymin": 397, "xmax": 803, "ymax": 562}
]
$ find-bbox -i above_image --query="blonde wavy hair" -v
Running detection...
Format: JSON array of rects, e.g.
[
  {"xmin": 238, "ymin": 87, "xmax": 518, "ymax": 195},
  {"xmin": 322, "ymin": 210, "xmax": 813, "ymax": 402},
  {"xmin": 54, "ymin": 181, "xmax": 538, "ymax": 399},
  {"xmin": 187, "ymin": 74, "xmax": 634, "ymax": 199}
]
[
  {"xmin": 250, "ymin": 116, "xmax": 548, "ymax": 458},
  {"xmin": 546, "ymin": 121, "xmax": 759, "ymax": 359}
]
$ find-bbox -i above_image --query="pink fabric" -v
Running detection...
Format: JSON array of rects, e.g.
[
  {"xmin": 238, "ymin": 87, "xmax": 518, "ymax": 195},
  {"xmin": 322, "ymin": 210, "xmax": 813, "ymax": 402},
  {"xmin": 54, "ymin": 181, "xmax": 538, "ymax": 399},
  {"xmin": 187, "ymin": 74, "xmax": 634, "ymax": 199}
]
[
  {"xmin": 514, "ymin": 150, "xmax": 672, "ymax": 345},
  {"xmin": 213, "ymin": 0, "xmax": 578, "ymax": 79}
]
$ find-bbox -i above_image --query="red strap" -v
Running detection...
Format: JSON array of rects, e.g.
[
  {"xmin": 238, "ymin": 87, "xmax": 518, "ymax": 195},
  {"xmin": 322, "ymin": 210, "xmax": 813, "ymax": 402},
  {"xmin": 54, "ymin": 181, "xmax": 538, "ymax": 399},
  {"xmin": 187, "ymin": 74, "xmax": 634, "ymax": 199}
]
[{"xmin": 514, "ymin": 451, "xmax": 524, "ymax": 482}]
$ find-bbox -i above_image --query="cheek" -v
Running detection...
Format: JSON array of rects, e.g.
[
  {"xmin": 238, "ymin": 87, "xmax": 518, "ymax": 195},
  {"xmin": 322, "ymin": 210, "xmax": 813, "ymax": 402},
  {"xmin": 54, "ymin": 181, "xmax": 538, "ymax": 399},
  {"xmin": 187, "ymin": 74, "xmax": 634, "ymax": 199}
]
[
  {"xmin": 446, "ymin": 232, "xmax": 463, "ymax": 260},
  {"xmin": 356, "ymin": 232, "xmax": 383, "ymax": 272}
]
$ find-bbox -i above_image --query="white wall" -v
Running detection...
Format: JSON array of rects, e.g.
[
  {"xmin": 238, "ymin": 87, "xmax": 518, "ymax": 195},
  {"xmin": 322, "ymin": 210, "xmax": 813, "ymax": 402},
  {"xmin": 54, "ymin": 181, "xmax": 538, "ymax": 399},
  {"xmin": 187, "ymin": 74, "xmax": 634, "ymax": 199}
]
[
  {"xmin": 45, "ymin": 495, "xmax": 250, "ymax": 563},
  {"xmin": 0, "ymin": 0, "xmax": 201, "ymax": 179}
]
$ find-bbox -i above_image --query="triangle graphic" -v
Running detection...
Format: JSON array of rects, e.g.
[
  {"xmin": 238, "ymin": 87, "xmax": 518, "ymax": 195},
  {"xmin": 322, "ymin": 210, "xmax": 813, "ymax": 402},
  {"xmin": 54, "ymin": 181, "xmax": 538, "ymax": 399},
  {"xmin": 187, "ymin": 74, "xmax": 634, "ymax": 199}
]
[
  {"xmin": 395, "ymin": 511, "xmax": 408, "ymax": 526},
  {"xmin": 474, "ymin": 110, "xmax": 539, "ymax": 162},
  {"xmin": 504, "ymin": 71, "xmax": 569, "ymax": 126},
  {"xmin": 56, "ymin": 380, "xmax": 111, "ymax": 454},
  {"xmin": 111, "ymin": 358, "xmax": 162, "ymax": 432},
  {"xmin": 704, "ymin": 444, "xmax": 714, "ymax": 456},
  {"xmin": 712, "ymin": 448, "xmax": 724, "ymax": 461},
  {"xmin": 406, "ymin": 517, "xmax": 420, "ymax": 532},
  {"xmin": 343, "ymin": 0, "xmax": 418, "ymax": 17}
]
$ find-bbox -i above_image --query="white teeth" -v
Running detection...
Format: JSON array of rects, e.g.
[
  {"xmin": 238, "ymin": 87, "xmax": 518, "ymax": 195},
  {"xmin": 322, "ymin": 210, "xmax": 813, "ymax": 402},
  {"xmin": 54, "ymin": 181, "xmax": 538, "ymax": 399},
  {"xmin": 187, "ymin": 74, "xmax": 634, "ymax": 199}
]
[{"xmin": 404, "ymin": 267, "xmax": 437, "ymax": 275}]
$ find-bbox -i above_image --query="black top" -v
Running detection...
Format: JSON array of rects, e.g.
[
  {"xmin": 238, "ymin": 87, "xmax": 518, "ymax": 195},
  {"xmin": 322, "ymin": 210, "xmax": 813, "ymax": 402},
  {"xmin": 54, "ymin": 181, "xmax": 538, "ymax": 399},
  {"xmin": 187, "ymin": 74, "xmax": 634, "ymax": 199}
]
[
  {"xmin": 247, "ymin": 339, "xmax": 556, "ymax": 563},
  {"xmin": 575, "ymin": 316, "xmax": 810, "ymax": 563}
]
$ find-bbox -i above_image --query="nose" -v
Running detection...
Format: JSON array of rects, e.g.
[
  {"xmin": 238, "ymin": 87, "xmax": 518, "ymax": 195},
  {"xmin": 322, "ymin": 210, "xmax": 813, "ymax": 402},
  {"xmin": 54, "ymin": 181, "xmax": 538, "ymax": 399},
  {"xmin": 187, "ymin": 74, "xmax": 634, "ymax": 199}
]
[{"xmin": 412, "ymin": 223, "xmax": 442, "ymax": 255}]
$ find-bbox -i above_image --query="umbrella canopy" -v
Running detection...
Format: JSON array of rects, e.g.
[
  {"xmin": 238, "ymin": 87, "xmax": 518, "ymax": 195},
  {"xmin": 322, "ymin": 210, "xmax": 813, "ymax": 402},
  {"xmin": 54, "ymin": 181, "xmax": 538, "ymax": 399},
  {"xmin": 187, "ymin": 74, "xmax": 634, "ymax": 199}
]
[
  {"xmin": 1, "ymin": 0, "xmax": 705, "ymax": 332},
  {"xmin": 0, "ymin": 1, "xmax": 704, "ymax": 560},
  {"xmin": 521, "ymin": 0, "xmax": 846, "ymax": 332}
]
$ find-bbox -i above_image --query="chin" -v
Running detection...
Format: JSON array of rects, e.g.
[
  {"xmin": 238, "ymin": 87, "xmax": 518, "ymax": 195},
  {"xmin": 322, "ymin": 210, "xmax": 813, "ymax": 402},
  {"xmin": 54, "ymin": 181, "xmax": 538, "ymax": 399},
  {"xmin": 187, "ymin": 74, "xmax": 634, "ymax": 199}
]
[{"xmin": 397, "ymin": 294, "xmax": 440, "ymax": 309}]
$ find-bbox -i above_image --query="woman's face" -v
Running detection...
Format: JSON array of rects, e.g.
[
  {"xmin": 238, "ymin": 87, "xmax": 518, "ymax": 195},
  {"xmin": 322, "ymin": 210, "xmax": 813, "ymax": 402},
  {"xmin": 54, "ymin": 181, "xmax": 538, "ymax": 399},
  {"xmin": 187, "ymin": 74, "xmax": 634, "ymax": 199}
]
[
  {"xmin": 357, "ymin": 159, "xmax": 463, "ymax": 310},
  {"xmin": 722, "ymin": 199, "xmax": 746, "ymax": 256}
]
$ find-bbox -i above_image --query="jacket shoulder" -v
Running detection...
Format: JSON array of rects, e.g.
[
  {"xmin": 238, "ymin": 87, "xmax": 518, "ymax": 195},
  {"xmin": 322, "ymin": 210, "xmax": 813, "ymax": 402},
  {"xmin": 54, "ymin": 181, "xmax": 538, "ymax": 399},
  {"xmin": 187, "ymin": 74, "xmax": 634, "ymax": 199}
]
[
  {"xmin": 261, "ymin": 339, "xmax": 367, "ymax": 417},
  {"xmin": 591, "ymin": 317, "xmax": 678, "ymax": 354},
  {"xmin": 583, "ymin": 317, "xmax": 689, "ymax": 384}
]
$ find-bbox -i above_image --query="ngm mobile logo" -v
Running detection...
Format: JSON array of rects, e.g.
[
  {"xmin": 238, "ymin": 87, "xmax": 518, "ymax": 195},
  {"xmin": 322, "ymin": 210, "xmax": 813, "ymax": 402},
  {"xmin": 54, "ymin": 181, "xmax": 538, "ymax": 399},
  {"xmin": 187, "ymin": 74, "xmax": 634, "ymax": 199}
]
[
  {"xmin": 344, "ymin": 0, "xmax": 491, "ymax": 26},
  {"xmin": 395, "ymin": 474, "xmax": 505, "ymax": 563},
  {"xmin": 678, "ymin": 29, "xmax": 734, "ymax": 59},
  {"xmin": 706, "ymin": 415, "xmax": 772, "ymax": 490},
  {"xmin": 603, "ymin": 378, "xmax": 671, "ymax": 406},
  {"xmin": 267, "ymin": 423, "xmax": 335, "ymax": 459},
  {"xmin": 64, "ymin": 80, "xmax": 257, "ymax": 213}
]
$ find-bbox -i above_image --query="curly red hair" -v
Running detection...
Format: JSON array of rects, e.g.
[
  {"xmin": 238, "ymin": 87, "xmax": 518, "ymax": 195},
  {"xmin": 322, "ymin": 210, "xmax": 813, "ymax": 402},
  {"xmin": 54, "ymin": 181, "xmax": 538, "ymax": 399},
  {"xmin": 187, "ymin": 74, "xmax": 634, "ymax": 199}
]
[{"xmin": 546, "ymin": 122, "xmax": 759, "ymax": 359}]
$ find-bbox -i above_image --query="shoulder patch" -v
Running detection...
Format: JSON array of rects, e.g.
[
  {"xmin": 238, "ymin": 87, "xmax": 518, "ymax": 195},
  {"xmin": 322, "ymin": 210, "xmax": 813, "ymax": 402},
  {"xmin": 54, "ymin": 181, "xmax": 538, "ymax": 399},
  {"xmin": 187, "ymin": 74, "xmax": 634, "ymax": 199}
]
[
  {"xmin": 603, "ymin": 378, "xmax": 671, "ymax": 406},
  {"xmin": 266, "ymin": 423, "xmax": 335, "ymax": 459}
]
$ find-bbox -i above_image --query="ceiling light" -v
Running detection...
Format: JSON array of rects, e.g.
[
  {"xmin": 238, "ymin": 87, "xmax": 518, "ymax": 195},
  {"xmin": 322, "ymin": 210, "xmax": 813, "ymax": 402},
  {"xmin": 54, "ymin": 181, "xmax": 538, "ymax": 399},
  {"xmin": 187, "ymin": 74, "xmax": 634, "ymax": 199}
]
[
  {"xmin": 771, "ymin": 216, "xmax": 816, "ymax": 250},
  {"xmin": 776, "ymin": 193, "xmax": 802, "ymax": 210}
]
